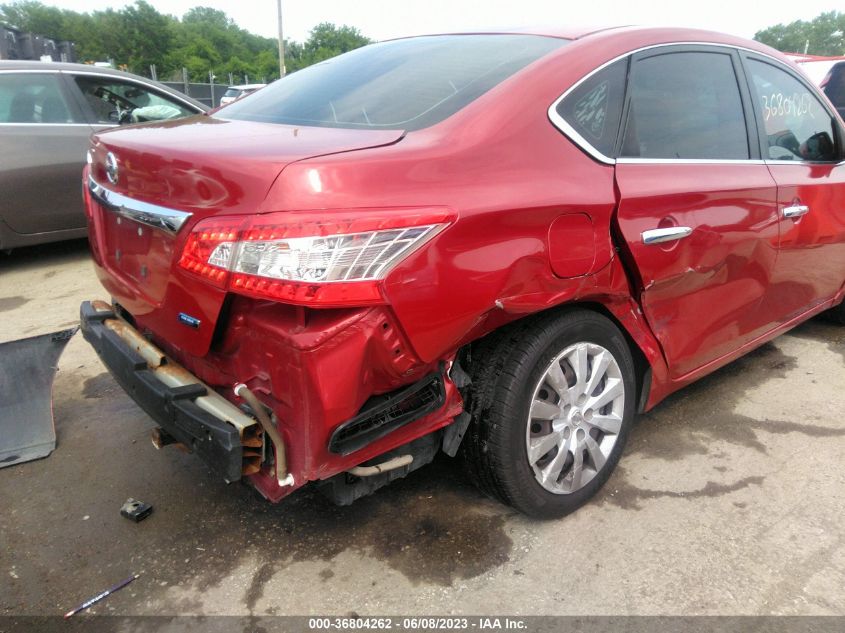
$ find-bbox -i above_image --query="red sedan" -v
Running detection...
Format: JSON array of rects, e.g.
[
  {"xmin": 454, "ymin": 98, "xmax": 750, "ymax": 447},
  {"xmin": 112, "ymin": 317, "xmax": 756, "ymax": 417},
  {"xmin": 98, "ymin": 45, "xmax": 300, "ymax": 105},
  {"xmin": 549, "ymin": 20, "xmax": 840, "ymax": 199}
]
[{"xmin": 80, "ymin": 26, "xmax": 845, "ymax": 518}]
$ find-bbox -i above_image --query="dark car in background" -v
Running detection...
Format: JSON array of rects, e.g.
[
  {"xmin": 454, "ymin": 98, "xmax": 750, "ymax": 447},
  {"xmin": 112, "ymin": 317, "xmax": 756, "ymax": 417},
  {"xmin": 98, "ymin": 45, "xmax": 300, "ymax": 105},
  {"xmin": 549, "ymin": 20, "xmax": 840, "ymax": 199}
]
[
  {"xmin": 791, "ymin": 56, "xmax": 845, "ymax": 120},
  {"xmin": 0, "ymin": 61, "xmax": 207, "ymax": 250},
  {"xmin": 821, "ymin": 61, "xmax": 845, "ymax": 119}
]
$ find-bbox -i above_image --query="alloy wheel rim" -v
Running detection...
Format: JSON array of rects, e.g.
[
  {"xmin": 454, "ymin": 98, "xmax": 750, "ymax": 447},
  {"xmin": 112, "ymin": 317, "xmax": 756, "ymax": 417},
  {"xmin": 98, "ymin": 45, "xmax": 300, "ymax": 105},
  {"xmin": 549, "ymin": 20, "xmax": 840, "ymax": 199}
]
[{"xmin": 525, "ymin": 342, "xmax": 625, "ymax": 495}]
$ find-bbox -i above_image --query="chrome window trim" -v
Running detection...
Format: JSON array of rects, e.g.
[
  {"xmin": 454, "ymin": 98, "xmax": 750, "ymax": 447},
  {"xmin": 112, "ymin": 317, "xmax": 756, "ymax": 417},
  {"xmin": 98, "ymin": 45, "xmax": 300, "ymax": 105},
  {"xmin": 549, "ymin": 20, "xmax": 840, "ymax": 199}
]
[
  {"xmin": 617, "ymin": 158, "xmax": 767, "ymax": 165},
  {"xmin": 548, "ymin": 41, "xmax": 808, "ymax": 166},
  {"xmin": 0, "ymin": 122, "xmax": 92, "ymax": 127},
  {"xmin": 548, "ymin": 53, "xmax": 622, "ymax": 165},
  {"xmin": 0, "ymin": 69, "xmax": 59, "ymax": 74},
  {"xmin": 88, "ymin": 175, "xmax": 192, "ymax": 234}
]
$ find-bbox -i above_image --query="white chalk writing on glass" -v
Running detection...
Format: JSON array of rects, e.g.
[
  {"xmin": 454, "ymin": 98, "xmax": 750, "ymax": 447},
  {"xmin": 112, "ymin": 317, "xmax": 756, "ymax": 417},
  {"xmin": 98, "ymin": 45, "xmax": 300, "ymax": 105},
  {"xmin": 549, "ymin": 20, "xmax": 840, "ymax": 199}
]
[{"xmin": 760, "ymin": 92, "xmax": 815, "ymax": 121}]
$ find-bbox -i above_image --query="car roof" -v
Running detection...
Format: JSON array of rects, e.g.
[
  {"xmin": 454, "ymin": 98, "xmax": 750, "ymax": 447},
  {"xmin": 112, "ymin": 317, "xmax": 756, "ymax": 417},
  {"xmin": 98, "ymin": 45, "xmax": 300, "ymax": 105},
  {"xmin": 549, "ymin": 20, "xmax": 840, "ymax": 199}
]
[
  {"xmin": 444, "ymin": 25, "xmax": 630, "ymax": 39},
  {"xmin": 226, "ymin": 84, "xmax": 267, "ymax": 90},
  {"xmin": 394, "ymin": 25, "xmax": 782, "ymax": 55},
  {"xmin": 0, "ymin": 60, "xmax": 209, "ymax": 111},
  {"xmin": 1, "ymin": 59, "xmax": 149, "ymax": 76}
]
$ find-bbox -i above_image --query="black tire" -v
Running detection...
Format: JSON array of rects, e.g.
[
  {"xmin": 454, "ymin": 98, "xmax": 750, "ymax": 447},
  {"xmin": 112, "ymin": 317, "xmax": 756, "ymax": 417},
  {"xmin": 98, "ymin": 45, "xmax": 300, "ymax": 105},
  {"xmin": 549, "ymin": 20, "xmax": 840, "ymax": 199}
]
[
  {"xmin": 824, "ymin": 301, "xmax": 845, "ymax": 325},
  {"xmin": 461, "ymin": 308, "xmax": 637, "ymax": 519}
]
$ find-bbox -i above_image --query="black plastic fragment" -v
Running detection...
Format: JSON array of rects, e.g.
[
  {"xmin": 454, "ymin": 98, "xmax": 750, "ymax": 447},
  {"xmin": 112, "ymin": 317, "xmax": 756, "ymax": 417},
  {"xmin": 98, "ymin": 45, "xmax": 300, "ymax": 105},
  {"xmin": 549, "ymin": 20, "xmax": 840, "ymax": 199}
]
[
  {"xmin": 328, "ymin": 371, "xmax": 446, "ymax": 456},
  {"xmin": 442, "ymin": 411, "xmax": 472, "ymax": 457},
  {"xmin": 120, "ymin": 498, "xmax": 153, "ymax": 522}
]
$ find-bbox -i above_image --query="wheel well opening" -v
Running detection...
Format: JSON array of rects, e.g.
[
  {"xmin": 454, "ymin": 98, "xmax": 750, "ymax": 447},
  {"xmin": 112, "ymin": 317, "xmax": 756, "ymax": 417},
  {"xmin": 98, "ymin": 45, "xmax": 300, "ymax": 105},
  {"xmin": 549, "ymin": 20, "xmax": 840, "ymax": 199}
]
[{"xmin": 457, "ymin": 301, "xmax": 652, "ymax": 414}]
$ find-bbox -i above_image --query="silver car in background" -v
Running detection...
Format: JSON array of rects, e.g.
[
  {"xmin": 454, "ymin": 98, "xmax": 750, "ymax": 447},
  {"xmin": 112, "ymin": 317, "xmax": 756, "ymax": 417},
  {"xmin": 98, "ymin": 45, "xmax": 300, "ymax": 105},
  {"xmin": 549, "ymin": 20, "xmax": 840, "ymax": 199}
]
[
  {"xmin": 0, "ymin": 61, "xmax": 207, "ymax": 250},
  {"xmin": 218, "ymin": 83, "xmax": 266, "ymax": 106}
]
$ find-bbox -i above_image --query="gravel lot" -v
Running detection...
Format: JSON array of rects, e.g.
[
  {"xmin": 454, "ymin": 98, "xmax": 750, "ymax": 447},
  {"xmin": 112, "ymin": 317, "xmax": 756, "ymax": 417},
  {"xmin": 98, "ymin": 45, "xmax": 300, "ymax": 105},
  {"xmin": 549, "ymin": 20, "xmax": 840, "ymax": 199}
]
[{"xmin": 1, "ymin": 239, "xmax": 845, "ymax": 617}]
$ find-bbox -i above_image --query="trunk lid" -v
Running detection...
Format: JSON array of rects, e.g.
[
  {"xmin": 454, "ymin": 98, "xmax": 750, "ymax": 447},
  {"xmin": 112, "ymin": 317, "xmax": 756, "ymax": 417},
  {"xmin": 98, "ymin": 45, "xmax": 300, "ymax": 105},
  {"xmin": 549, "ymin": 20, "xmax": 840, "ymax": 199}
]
[
  {"xmin": 88, "ymin": 116, "xmax": 404, "ymax": 358},
  {"xmin": 89, "ymin": 116, "xmax": 403, "ymax": 217}
]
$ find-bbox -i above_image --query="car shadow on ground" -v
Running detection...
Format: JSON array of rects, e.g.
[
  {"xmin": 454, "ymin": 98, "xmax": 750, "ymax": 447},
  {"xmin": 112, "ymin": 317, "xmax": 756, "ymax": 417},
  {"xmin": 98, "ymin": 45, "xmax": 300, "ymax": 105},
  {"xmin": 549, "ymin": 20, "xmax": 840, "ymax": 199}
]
[
  {"xmin": 1, "ymin": 238, "xmax": 90, "ymax": 270},
  {"xmin": 598, "ymin": 316, "xmax": 845, "ymax": 511},
  {"xmin": 0, "ymin": 239, "xmax": 92, "ymax": 326}
]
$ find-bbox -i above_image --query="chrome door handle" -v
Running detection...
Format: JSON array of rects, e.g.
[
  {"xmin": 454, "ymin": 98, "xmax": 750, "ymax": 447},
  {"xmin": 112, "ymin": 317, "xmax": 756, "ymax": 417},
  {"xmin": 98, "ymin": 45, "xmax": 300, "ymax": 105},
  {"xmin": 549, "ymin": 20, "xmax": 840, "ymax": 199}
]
[
  {"xmin": 641, "ymin": 226, "xmax": 693, "ymax": 245},
  {"xmin": 783, "ymin": 204, "xmax": 810, "ymax": 219}
]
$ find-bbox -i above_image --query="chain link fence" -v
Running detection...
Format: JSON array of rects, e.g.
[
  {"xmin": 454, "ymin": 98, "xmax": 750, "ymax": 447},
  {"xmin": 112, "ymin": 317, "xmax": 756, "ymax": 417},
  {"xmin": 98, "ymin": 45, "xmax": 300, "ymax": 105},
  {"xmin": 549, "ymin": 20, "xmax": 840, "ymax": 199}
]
[{"xmin": 155, "ymin": 67, "xmax": 268, "ymax": 109}]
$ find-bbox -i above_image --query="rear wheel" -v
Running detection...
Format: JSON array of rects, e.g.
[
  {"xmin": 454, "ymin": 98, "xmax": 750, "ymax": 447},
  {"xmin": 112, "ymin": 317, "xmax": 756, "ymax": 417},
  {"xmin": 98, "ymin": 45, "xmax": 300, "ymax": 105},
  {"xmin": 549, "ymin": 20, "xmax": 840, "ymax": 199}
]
[{"xmin": 462, "ymin": 309, "xmax": 636, "ymax": 518}]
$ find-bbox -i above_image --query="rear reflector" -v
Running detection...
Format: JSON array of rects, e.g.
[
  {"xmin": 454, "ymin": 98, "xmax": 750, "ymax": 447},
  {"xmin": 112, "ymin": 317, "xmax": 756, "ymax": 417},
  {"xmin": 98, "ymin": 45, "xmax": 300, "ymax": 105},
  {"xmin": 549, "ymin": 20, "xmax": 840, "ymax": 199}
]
[{"xmin": 178, "ymin": 220, "xmax": 241, "ymax": 289}]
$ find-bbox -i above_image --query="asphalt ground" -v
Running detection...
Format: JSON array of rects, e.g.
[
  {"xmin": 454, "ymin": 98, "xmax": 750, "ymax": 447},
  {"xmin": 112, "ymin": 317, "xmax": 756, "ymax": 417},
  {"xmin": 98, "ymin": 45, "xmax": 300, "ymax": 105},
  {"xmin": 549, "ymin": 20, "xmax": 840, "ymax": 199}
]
[{"xmin": 1, "ymin": 239, "xmax": 845, "ymax": 617}]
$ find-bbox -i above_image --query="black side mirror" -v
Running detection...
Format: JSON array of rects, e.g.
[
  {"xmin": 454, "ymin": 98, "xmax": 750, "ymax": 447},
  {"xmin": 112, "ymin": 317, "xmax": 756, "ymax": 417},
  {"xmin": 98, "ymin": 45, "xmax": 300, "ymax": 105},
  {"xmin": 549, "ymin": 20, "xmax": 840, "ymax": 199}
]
[{"xmin": 802, "ymin": 131, "xmax": 835, "ymax": 161}]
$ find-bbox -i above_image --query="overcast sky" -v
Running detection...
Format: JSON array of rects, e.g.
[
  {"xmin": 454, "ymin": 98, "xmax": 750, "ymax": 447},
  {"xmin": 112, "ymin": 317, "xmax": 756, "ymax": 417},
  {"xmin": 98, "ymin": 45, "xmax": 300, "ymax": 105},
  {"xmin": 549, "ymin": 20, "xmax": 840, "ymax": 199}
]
[{"xmin": 35, "ymin": 0, "xmax": 842, "ymax": 43}]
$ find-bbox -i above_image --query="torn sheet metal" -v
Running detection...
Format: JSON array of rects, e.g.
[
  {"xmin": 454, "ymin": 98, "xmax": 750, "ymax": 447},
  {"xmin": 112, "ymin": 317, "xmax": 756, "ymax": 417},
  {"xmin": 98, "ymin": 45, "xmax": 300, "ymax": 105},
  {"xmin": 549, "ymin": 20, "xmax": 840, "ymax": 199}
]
[{"xmin": 0, "ymin": 327, "xmax": 77, "ymax": 468}]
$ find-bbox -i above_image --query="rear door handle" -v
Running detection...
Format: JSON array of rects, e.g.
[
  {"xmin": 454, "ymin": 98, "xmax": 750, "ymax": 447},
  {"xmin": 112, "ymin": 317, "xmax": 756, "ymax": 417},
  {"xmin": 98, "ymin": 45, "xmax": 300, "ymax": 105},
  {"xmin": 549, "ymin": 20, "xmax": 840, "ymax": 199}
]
[
  {"xmin": 641, "ymin": 226, "xmax": 693, "ymax": 245},
  {"xmin": 783, "ymin": 204, "xmax": 810, "ymax": 219}
]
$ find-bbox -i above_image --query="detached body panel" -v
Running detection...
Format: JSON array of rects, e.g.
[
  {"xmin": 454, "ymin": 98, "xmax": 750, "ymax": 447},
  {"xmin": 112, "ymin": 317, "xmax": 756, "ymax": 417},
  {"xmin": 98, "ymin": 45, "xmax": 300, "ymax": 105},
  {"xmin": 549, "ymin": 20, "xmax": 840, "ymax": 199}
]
[{"xmin": 0, "ymin": 328, "xmax": 76, "ymax": 468}]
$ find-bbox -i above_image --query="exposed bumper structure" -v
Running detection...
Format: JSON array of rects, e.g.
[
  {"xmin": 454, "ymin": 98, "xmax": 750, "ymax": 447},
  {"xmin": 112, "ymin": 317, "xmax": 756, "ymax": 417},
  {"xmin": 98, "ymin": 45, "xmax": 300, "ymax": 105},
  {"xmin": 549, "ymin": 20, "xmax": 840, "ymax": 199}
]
[
  {"xmin": 79, "ymin": 301, "xmax": 261, "ymax": 483},
  {"xmin": 79, "ymin": 296, "xmax": 465, "ymax": 503}
]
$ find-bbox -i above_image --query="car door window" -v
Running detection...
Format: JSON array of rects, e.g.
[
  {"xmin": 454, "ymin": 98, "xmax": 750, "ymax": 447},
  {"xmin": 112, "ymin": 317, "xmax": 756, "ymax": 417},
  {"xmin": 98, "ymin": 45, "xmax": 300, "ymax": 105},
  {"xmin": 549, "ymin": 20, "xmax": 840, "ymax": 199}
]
[
  {"xmin": 72, "ymin": 75, "xmax": 195, "ymax": 124},
  {"xmin": 621, "ymin": 51, "xmax": 750, "ymax": 160},
  {"xmin": 0, "ymin": 73, "xmax": 78, "ymax": 123},
  {"xmin": 745, "ymin": 58, "xmax": 838, "ymax": 162},
  {"xmin": 555, "ymin": 58, "xmax": 627, "ymax": 158}
]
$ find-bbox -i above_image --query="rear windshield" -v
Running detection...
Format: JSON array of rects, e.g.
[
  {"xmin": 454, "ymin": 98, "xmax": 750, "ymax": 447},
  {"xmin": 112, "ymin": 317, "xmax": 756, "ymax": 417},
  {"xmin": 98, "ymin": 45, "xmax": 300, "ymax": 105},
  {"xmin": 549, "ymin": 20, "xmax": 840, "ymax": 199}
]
[
  {"xmin": 223, "ymin": 88, "xmax": 240, "ymax": 98},
  {"xmin": 218, "ymin": 34, "xmax": 566, "ymax": 131}
]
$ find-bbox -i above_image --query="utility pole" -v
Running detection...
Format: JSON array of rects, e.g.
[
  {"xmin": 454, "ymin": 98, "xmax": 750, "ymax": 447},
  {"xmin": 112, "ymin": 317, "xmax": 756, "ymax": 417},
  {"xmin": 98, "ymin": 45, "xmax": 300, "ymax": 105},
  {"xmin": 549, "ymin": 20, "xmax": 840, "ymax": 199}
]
[{"xmin": 277, "ymin": 0, "xmax": 286, "ymax": 77}]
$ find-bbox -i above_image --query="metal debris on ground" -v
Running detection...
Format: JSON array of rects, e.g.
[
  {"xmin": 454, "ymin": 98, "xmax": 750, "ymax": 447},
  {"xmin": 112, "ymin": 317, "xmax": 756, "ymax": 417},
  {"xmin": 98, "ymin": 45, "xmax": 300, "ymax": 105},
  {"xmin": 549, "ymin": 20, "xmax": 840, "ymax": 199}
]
[
  {"xmin": 64, "ymin": 574, "xmax": 139, "ymax": 618},
  {"xmin": 120, "ymin": 498, "xmax": 153, "ymax": 522}
]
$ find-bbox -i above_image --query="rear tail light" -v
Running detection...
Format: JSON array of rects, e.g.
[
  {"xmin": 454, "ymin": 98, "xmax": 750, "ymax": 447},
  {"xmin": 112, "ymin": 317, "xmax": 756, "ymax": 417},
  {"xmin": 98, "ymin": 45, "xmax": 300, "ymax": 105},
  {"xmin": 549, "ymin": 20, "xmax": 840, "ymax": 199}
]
[{"xmin": 178, "ymin": 210, "xmax": 453, "ymax": 306}]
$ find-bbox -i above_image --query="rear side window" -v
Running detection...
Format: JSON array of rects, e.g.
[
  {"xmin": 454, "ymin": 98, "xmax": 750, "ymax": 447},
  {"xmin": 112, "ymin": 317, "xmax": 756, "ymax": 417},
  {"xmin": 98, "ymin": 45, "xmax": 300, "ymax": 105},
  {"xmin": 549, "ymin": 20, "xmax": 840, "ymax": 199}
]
[
  {"xmin": 746, "ymin": 58, "xmax": 838, "ymax": 162},
  {"xmin": 220, "ymin": 34, "xmax": 566, "ymax": 131},
  {"xmin": 555, "ymin": 59, "xmax": 627, "ymax": 158},
  {"xmin": 0, "ymin": 73, "xmax": 77, "ymax": 123},
  {"xmin": 73, "ymin": 75, "xmax": 195, "ymax": 124},
  {"xmin": 621, "ymin": 52, "xmax": 750, "ymax": 160}
]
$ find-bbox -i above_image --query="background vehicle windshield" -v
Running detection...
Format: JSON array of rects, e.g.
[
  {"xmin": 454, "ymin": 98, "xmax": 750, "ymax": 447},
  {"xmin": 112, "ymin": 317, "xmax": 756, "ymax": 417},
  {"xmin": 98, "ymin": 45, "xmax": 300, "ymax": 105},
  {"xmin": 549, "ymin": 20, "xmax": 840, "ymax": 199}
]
[{"xmin": 218, "ymin": 34, "xmax": 566, "ymax": 131}]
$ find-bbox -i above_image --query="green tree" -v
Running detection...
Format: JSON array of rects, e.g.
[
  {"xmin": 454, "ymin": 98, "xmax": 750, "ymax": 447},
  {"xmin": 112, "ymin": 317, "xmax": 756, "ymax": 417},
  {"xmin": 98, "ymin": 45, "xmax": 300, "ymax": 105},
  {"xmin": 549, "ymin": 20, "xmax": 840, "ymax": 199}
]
[
  {"xmin": 755, "ymin": 11, "xmax": 845, "ymax": 56},
  {"xmin": 0, "ymin": 1, "xmax": 371, "ymax": 82},
  {"xmin": 0, "ymin": 0, "xmax": 64, "ymax": 36},
  {"xmin": 119, "ymin": 1, "xmax": 175, "ymax": 73},
  {"xmin": 254, "ymin": 48, "xmax": 279, "ymax": 82},
  {"xmin": 289, "ymin": 22, "xmax": 371, "ymax": 71}
]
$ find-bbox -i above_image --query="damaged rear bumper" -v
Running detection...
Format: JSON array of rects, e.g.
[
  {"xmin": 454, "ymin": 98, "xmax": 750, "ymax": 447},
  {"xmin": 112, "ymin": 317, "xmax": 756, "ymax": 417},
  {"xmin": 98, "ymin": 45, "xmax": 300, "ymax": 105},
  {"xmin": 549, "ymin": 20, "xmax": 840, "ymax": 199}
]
[{"xmin": 79, "ymin": 300, "xmax": 260, "ymax": 483}]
